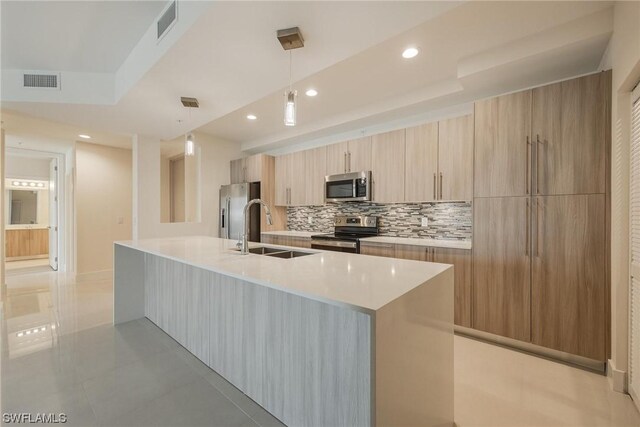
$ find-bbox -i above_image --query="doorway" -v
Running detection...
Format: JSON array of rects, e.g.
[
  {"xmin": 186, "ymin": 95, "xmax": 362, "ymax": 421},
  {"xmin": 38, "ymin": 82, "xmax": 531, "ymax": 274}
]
[{"xmin": 4, "ymin": 151, "xmax": 62, "ymax": 276}]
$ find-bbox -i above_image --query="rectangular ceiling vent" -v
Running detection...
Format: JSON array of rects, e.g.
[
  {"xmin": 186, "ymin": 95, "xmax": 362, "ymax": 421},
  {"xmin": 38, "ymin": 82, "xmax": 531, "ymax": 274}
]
[
  {"xmin": 23, "ymin": 72, "xmax": 60, "ymax": 89},
  {"xmin": 157, "ymin": 1, "xmax": 177, "ymax": 41}
]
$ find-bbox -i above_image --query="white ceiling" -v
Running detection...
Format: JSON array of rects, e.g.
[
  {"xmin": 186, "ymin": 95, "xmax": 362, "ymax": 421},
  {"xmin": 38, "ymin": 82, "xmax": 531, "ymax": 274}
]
[
  {"xmin": 1, "ymin": 0, "xmax": 167, "ymax": 73},
  {"xmin": 1, "ymin": 1, "xmax": 461, "ymax": 141},
  {"xmin": 0, "ymin": 1, "xmax": 614, "ymax": 154}
]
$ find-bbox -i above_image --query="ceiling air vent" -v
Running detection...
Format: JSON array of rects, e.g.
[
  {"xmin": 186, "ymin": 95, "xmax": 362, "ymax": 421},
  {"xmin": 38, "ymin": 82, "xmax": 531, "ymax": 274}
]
[
  {"xmin": 23, "ymin": 73, "xmax": 60, "ymax": 89},
  {"xmin": 157, "ymin": 1, "xmax": 177, "ymax": 40}
]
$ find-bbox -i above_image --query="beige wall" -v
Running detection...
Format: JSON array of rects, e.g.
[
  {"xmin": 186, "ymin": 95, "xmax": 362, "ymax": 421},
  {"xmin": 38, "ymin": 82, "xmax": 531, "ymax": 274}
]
[
  {"xmin": 1, "ymin": 129, "xmax": 5, "ymax": 297},
  {"xmin": 76, "ymin": 142, "xmax": 132, "ymax": 275},
  {"xmin": 133, "ymin": 132, "xmax": 241, "ymax": 239},
  {"xmin": 609, "ymin": 1, "xmax": 640, "ymax": 389}
]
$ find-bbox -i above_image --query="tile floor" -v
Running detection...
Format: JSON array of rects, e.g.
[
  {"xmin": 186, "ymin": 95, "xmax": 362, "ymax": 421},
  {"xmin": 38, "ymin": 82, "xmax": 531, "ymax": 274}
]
[
  {"xmin": 1, "ymin": 269, "xmax": 639, "ymax": 426},
  {"xmin": 5, "ymin": 258, "xmax": 52, "ymax": 276}
]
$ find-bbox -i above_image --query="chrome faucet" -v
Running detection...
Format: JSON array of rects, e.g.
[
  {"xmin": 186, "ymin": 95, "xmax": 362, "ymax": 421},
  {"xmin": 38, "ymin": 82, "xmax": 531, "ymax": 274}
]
[{"xmin": 238, "ymin": 199, "xmax": 273, "ymax": 254}]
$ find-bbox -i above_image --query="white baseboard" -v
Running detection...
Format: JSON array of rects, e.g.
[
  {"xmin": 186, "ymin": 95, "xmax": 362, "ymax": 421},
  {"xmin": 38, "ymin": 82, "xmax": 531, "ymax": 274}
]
[{"xmin": 607, "ymin": 359, "xmax": 628, "ymax": 393}]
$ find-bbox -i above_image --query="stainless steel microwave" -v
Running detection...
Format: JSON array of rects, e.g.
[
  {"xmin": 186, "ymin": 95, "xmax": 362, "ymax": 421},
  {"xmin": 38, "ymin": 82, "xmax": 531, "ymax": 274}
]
[{"xmin": 325, "ymin": 171, "xmax": 371, "ymax": 202}]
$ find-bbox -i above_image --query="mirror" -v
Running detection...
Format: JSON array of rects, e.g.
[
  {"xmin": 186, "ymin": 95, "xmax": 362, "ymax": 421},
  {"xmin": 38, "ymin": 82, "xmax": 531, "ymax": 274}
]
[
  {"xmin": 6, "ymin": 189, "xmax": 48, "ymax": 225},
  {"xmin": 160, "ymin": 138, "xmax": 200, "ymax": 223}
]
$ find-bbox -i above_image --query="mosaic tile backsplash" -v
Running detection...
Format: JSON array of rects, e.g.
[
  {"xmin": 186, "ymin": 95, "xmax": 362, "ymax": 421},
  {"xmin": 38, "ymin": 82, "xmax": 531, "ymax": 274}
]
[{"xmin": 287, "ymin": 202, "xmax": 472, "ymax": 240}]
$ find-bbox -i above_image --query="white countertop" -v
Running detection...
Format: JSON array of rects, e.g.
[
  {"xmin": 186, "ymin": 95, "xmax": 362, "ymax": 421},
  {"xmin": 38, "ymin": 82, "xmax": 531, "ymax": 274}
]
[
  {"xmin": 361, "ymin": 236, "xmax": 472, "ymax": 250},
  {"xmin": 5, "ymin": 224, "xmax": 49, "ymax": 230},
  {"xmin": 261, "ymin": 231, "xmax": 319, "ymax": 238},
  {"xmin": 116, "ymin": 236, "xmax": 450, "ymax": 314}
]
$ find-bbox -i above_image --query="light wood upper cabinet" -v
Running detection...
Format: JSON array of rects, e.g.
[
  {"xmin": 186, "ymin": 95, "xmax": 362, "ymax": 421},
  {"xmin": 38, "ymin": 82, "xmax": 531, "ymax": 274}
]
[
  {"xmin": 289, "ymin": 151, "xmax": 307, "ymax": 206},
  {"xmin": 405, "ymin": 122, "xmax": 438, "ymax": 202},
  {"xmin": 531, "ymin": 194, "xmax": 606, "ymax": 361},
  {"xmin": 305, "ymin": 146, "xmax": 327, "ymax": 206},
  {"xmin": 473, "ymin": 197, "xmax": 531, "ymax": 342},
  {"xmin": 230, "ymin": 158, "xmax": 245, "ymax": 184},
  {"xmin": 275, "ymin": 152, "xmax": 306, "ymax": 206},
  {"xmin": 326, "ymin": 141, "xmax": 349, "ymax": 175},
  {"xmin": 348, "ymin": 136, "xmax": 372, "ymax": 172},
  {"xmin": 372, "ymin": 129, "xmax": 405, "ymax": 203},
  {"xmin": 533, "ymin": 72, "xmax": 609, "ymax": 195},
  {"xmin": 475, "ymin": 91, "xmax": 531, "ymax": 198},
  {"xmin": 230, "ymin": 154, "xmax": 263, "ymax": 184},
  {"xmin": 274, "ymin": 154, "xmax": 291, "ymax": 206},
  {"xmin": 244, "ymin": 154, "xmax": 263, "ymax": 183},
  {"xmin": 326, "ymin": 138, "xmax": 372, "ymax": 175},
  {"xmin": 439, "ymin": 115, "xmax": 474, "ymax": 201}
]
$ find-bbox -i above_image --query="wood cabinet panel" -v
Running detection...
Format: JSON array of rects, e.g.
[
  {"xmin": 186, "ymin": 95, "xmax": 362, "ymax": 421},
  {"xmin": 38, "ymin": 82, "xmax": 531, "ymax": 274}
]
[
  {"xmin": 360, "ymin": 242, "xmax": 395, "ymax": 258},
  {"xmin": 372, "ymin": 130, "xmax": 405, "ymax": 203},
  {"xmin": 348, "ymin": 136, "xmax": 372, "ymax": 172},
  {"xmin": 244, "ymin": 154, "xmax": 263, "ymax": 183},
  {"xmin": 305, "ymin": 146, "xmax": 326, "ymax": 206},
  {"xmin": 534, "ymin": 72, "xmax": 608, "ymax": 195},
  {"xmin": 439, "ymin": 115, "xmax": 474, "ymax": 201},
  {"xmin": 531, "ymin": 194, "xmax": 606, "ymax": 360},
  {"xmin": 30, "ymin": 229, "xmax": 49, "ymax": 255},
  {"xmin": 326, "ymin": 141, "xmax": 349, "ymax": 175},
  {"xmin": 405, "ymin": 123, "xmax": 438, "ymax": 202},
  {"xmin": 475, "ymin": 91, "xmax": 531, "ymax": 198},
  {"xmin": 473, "ymin": 197, "xmax": 530, "ymax": 341},
  {"xmin": 434, "ymin": 247, "xmax": 472, "ymax": 328},
  {"xmin": 6, "ymin": 229, "xmax": 30, "ymax": 257},
  {"xmin": 230, "ymin": 158, "xmax": 245, "ymax": 184},
  {"xmin": 274, "ymin": 154, "xmax": 291, "ymax": 206},
  {"xmin": 289, "ymin": 151, "xmax": 307, "ymax": 206}
]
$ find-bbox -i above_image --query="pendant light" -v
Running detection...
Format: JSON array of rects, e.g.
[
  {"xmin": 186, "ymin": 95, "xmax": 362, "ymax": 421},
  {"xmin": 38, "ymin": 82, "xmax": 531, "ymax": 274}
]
[
  {"xmin": 185, "ymin": 132, "xmax": 195, "ymax": 156},
  {"xmin": 284, "ymin": 51, "xmax": 297, "ymax": 127},
  {"xmin": 277, "ymin": 27, "xmax": 304, "ymax": 127},
  {"xmin": 180, "ymin": 97, "xmax": 199, "ymax": 157}
]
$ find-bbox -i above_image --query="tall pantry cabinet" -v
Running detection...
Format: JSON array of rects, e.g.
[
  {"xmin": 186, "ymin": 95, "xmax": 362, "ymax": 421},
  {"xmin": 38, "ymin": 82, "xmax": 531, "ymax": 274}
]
[{"xmin": 473, "ymin": 71, "xmax": 611, "ymax": 362}]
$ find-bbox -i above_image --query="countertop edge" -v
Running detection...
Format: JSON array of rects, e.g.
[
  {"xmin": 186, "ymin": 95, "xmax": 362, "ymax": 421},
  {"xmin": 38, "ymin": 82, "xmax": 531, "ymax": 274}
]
[{"xmin": 115, "ymin": 241, "xmax": 385, "ymax": 315}]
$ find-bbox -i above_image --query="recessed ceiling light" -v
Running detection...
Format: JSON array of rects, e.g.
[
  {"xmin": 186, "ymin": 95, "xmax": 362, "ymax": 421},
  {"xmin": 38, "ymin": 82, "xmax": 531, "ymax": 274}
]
[
  {"xmin": 246, "ymin": 114, "xmax": 257, "ymax": 120},
  {"xmin": 78, "ymin": 134, "xmax": 91, "ymax": 139},
  {"xmin": 305, "ymin": 89, "xmax": 318, "ymax": 97},
  {"xmin": 402, "ymin": 47, "xmax": 419, "ymax": 59}
]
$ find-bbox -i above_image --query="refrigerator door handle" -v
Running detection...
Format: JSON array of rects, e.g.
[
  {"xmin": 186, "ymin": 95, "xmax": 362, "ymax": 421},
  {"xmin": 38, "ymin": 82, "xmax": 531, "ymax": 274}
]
[{"xmin": 226, "ymin": 197, "xmax": 231, "ymax": 239}]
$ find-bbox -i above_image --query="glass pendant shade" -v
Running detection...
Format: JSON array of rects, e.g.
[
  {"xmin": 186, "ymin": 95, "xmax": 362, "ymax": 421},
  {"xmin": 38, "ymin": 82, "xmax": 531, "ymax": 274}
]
[
  {"xmin": 185, "ymin": 133, "xmax": 195, "ymax": 156},
  {"xmin": 284, "ymin": 90, "xmax": 297, "ymax": 126}
]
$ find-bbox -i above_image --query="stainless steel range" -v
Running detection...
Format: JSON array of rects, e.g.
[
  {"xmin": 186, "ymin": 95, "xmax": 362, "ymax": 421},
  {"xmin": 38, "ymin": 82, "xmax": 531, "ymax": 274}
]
[{"xmin": 310, "ymin": 216, "xmax": 379, "ymax": 253}]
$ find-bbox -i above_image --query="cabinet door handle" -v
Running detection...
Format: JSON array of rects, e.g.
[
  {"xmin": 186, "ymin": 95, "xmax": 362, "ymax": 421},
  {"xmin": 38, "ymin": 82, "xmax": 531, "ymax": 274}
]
[
  {"xmin": 526, "ymin": 136, "xmax": 531, "ymax": 195},
  {"xmin": 525, "ymin": 198, "xmax": 530, "ymax": 256},
  {"xmin": 348, "ymin": 152, "xmax": 352, "ymax": 172},
  {"xmin": 536, "ymin": 134, "xmax": 543, "ymax": 195},
  {"xmin": 433, "ymin": 173, "xmax": 437, "ymax": 200},
  {"xmin": 344, "ymin": 152, "xmax": 347, "ymax": 173},
  {"xmin": 535, "ymin": 197, "xmax": 540, "ymax": 257},
  {"xmin": 439, "ymin": 172, "xmax": 443, "ymax": 200}
]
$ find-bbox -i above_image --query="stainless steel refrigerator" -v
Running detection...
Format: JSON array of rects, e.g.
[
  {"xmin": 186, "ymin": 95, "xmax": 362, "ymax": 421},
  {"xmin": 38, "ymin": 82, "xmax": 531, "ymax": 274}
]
[{"xmin": 219, "ymin": 183, "xmax": 261, "ymax": 242}]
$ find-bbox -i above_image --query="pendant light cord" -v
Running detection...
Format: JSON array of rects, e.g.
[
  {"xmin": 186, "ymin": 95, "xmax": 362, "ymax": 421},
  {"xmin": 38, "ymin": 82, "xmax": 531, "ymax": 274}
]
[{"xmin": 289, "ymin": 50, "xmax": 292, "ymax": 92}]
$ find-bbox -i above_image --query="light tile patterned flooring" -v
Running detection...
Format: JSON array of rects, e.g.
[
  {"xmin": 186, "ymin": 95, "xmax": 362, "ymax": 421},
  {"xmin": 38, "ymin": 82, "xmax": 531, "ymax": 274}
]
[{"xmin": 1, "ymin": 269, "xmax": 639, "ymax": 426}]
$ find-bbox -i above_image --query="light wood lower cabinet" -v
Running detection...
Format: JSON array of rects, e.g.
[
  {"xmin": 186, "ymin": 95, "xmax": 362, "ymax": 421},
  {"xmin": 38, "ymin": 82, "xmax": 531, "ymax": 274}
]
[
  {"xmin": 359, "ymin": 242, "xmax": 396, "ymax": 258},
  {"xmin": 473, "ymin": 197, "xmax": 531, "ymax": 342},
  {"xmin": 6, "ymin": 229, "xmax": 49, "ymax": 259},
  {"xmin": 363, "ymin": 242, "xmax": 472, "ymax": 327},
  {"xmin": 260, "ymin": 234, "xmax": 311, "ymax": 249},
  {"xmin": 531, "ymin": 194, "xmax": 606, "ymax": 360}
]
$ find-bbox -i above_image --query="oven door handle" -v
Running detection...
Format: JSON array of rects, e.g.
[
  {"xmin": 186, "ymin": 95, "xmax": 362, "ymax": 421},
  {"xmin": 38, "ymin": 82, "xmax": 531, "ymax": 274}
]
[{"xmin": 310, "ymin": 240, "xmax": 358, "ymax": 249}]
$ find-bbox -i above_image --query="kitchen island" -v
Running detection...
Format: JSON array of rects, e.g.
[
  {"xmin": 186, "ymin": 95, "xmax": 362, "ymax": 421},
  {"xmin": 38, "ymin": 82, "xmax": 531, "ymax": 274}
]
[{"xmin": 114, "ymin": 236, "xmax": 453, "ymax": 426}]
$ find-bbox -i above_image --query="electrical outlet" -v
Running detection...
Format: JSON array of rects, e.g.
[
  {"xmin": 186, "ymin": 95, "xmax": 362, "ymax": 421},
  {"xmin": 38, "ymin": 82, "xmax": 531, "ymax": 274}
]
[
  {"xmin": 307, "ymin": 216, "xmax": 313, "ymax": 225},
  {"xmin": 421, "ymin": 217, "xmax": 429, "ymax": 227}
]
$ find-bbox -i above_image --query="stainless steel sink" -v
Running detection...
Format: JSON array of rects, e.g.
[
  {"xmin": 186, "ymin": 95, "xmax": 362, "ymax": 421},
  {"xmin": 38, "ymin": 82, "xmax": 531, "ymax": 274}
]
[
  {"xmin": 264, "ymin": 250, "xmax": 313, "ymax": 259},
  {"xmin": 246, "ymin": 247, "xmax": 288, "ymax": 255},
  {"xmin": 234, "ymin": 246, "xmax": 314, "ymax": 258}
]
